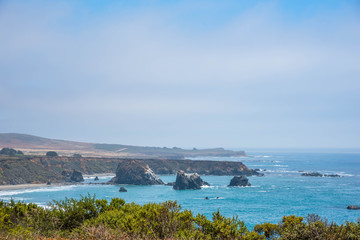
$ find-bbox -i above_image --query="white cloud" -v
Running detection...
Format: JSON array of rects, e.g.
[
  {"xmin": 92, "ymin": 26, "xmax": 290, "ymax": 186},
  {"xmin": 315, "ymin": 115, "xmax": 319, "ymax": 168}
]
[{"xmin": 0, "ymin": 0, "xmax": 359, "ymax": 147}]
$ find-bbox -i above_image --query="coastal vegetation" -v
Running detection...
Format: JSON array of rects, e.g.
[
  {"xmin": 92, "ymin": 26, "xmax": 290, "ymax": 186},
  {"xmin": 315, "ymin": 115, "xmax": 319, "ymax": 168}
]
[
  {"xmin": 46, "ymin": 151, "xmax": 58, "ymax": 157},
  {"xmin": 0, "ymin": 148, "xmax": 23, "ymax": 156},
  {"xmin": 0, "ymin": 195, "xmax": 359, "ymax": 239}
]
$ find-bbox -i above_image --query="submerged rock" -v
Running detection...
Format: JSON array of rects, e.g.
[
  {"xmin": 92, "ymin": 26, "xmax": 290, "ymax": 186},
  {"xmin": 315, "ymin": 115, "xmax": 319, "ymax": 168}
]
[
  {"xmin": 228, "ymin": 176, "xmax": 251, "ymax": 187},
  {"xmin": 119, "ymin": 187, "xmax": 127, "ymax": 192},
  {"xmin": 109, "ymin": 160, "xmax": 164, "ymax": 185},
  {"xmin": 70, "ymin": 170, "xmax": 84, "ymax": 182},
  {"xmin": 173, "ymin": 170, "xmax": 209, "ymax": 190},
  {"xmin": 347, "ymin": 205, "xmax": 360, "ymax": 210},
  {"xmin": 301, "ymin": 172, "xmax": 323, "ymax": 177},
  {"xmin": 324, "ymin": 174, "xmax": 341, "ymax": 177}
]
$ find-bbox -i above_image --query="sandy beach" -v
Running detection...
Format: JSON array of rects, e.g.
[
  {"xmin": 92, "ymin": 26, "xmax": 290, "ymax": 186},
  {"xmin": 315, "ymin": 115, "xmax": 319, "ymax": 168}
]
[
  {"xmin": 83, "ymin": 173, "xmax": 115, "ymax": 178},
  {"xmin": 0, "ymin": 173, "xmax": 115, "ymax": 191},
  {"xmin": 0, "ymin": 183, "xmax": 53, "ymax": 191}
]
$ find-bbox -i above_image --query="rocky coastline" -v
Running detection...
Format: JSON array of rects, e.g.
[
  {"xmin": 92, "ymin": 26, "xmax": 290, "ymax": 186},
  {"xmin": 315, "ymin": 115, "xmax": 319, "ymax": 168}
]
[{"xmin": 0, "ymin": 156, "xmax": 258, "ymax": 185}]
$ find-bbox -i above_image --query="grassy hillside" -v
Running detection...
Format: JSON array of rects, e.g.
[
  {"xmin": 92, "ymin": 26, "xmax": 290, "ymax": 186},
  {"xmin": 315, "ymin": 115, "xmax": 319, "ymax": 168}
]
[{"xmin": 0, "ymin": 133, "xmax": 246, "ymax": 158}]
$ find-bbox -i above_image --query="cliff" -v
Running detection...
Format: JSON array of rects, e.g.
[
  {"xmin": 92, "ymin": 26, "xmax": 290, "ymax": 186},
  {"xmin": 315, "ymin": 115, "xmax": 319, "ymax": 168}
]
[{"xmin": 0, "ymin": 156, "xmax": 258, "ymax": 185}]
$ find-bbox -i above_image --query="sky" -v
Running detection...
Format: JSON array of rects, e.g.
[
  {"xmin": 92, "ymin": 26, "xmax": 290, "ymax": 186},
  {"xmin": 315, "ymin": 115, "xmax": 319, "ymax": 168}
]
[{"xmin": 0, "ymin": 0, "xmax": 359, "ymax": 149}]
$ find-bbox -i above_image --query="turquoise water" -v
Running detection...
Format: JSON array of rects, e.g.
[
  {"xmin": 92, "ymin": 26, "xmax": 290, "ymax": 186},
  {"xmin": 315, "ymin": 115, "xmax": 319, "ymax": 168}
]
[{"xmin": 1, "ymin": 151, "xmax": 359, "ymax": 229}]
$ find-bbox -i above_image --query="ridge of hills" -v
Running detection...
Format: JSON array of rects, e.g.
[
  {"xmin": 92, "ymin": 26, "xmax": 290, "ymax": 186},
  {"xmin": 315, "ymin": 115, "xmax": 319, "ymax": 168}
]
[{"xmin": 0, "ymin": 133, "xmax": 246, "ymax": 158}]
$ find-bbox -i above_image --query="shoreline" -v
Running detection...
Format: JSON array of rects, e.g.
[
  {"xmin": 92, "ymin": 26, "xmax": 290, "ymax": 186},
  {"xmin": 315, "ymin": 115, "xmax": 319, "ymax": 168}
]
[
  {"xmin": 0, "ymin": 173, "xmax": 115, "ymax": 191},
  {"xmin": 0, "ymin": 183, "xmax": 61, "ymax": 191}
]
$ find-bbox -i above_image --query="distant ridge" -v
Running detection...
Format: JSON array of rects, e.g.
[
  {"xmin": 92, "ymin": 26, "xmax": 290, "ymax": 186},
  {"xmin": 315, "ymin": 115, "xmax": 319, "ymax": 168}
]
[{"xmin": 0, "ymin": 133, "xmax": 246, "ymax": 158}]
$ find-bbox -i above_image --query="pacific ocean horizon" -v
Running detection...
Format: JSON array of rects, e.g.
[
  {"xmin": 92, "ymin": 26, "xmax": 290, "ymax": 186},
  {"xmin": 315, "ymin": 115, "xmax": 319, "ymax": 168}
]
[{"xmin": 0, "ymin": 150, "xmax": 359, "ymax": 229}]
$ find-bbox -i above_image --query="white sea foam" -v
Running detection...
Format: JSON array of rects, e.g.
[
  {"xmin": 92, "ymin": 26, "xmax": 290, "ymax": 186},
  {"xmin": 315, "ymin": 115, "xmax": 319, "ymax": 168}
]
[
  {"xmin": 252, "ymin": 155, "xmax": 272, "ymax": 158},
  {"xmin": 247, "ymin": 165, "xmax": 270, "ymax": 167},
  {"xmin": 302, "ymin": 170, "xmax": 355, "ymax": 177},
  {"xmin": 0, "ymin": 197, "xmax": 30, "ymax": 201},
  {"xmin": 322, "ymin": 171, "xmax": 354, "ymax": 177},
  {"xmin": 264, "ymin": 170, "xmax": 299, "ymax": 173},
  {"xmin": 0, "ymin": 185, "xmax": 76, "ymax": 197}
]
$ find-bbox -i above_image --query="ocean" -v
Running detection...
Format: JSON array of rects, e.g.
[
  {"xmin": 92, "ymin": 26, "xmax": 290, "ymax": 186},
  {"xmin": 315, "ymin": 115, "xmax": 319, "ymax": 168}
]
[{"xmin": 1, "ymin": 150, "xmax": 359, "ymax": 229}]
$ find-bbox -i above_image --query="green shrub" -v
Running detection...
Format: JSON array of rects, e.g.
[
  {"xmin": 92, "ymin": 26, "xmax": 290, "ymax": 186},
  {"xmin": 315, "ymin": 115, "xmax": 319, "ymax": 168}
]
[{"xmin": 0, "ymin": 197, "xmax": 359, "ymax": 239}]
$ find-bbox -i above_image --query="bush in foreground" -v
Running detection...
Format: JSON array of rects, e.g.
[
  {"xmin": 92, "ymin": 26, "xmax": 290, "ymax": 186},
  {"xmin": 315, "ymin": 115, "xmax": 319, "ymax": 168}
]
[{"xmin": 0, "ymin": 195, "xmax": 359, "ymax": 239}]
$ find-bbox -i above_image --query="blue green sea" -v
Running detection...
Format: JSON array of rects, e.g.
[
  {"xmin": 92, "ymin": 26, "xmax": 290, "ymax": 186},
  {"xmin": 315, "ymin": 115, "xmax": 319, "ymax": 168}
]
[{"xmin": 1, "ymin": 150, "xmax": 359, "ymax": 229}]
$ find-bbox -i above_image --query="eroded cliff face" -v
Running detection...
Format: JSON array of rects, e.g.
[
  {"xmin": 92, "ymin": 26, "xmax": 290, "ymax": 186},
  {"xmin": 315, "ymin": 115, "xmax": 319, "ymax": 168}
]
[
  {"xmin": 0, "ymin": 156, "xmax": 258, "ymax": 185},
  {"xmin": 109, "ymin": 160, "xmax": 164, "ymax": 185},
  {"xmin": 144, "ymin": 159, "xmax": 259, "ymax": 176}
]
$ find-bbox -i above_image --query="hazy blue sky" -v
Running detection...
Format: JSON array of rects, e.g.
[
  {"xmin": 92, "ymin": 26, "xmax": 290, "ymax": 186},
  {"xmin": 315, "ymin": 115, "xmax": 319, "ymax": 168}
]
[{"xmin": 1, "ymin": 0, "xmax": 359, "ymax": 149}]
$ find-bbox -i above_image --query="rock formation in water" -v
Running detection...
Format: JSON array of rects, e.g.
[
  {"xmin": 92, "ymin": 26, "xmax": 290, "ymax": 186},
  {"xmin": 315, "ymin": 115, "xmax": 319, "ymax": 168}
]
[
  {"xmin": 173, "ymin": 170, "xmax": 209, "ymax": 190},
  {"xmin": 323, "ymin": 174, "xmax": 341, "ymax": 177},
  {"xmin": 301, "ymin": 172, "xmax": 341, "ymax": 178},
  {"xmin": 119, "ymin": 187, "xmax": 127, "ymax": 192},
  {"xmin": 94, "ymin": 176, "xmax": 99, "ymax": 181},
  {"xmin": 61, "ymin": 169, "xmax": 84, "ymax": 182},
  {"xmin": 70, "ymin": 170, "xmax": 84, "ymax": 182},
  {"xmin": 228, "ymin": 176, "xmax": 251, "ymax": 187},
  {"xmin": 301, "ymin": 172, "xmax": 323, "ymax": 177},
  {"xmin": 347, "ymin": 205, "xmax": 360, "ymax": 210},
  {"xmin": 109, "ymin": 160, "xmax": 164, "ymax": 185}
]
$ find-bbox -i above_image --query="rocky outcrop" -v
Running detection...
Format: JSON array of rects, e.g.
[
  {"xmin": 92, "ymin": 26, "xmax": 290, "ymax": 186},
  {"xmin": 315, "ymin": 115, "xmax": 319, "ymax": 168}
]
[
  {"xmin": 347, "ymin": 205, "xmax": 360, "ymax": 210},
  {"xmin": 144, "ymin": 159, "xmax": 259, "ymax": 176},
  {"xmin": 94, "ymin": 176, "xmax": 99, "ymax": 181},
  {"xmin": 173, "ymin": 170, "xmax": 209, "ymax": 190},
  {"xmin": 228, "ymin": 176, "xmax": 251, "ymax": 187},
  {"xmin": 70, "ymin": 170, "xmax": 84, "ymax": 182},
  {"xmin": 324, "ymin": 174, "xmax": 341, "ymax": 177},
  {"xmin": 301, "ymin": 172, "xmax": 323, "ymax": 177},
  {"xmin": 301, "ymin": 172, "xmax": 341, "ymax": 177},
  {"xmin": 61, "ymin": 169, "xmax": 84, "ymax": 182},
  {"xmin": 119, "ymin": 187, "xmax": 127, "ymax": 192},
  {"xmin": 109, "ymin": 160, "xmax": 164, "ymax": 185},
  {"xmin": 0, "ymin": 156, "xmax": 257, "ymax": 185}
]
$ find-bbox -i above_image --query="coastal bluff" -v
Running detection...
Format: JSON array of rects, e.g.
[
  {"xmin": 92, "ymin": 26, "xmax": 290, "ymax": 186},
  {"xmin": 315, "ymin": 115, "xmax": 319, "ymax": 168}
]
[{"xmin": 0, "ymin": 156, "xmax": 258, "ymax": 185}]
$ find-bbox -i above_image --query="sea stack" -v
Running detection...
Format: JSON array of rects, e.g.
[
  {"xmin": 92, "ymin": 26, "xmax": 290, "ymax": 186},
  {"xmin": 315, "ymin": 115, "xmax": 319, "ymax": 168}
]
[
  {"xmin": 70, "ymin": 170, "xmax": 84, "ymax": 182},
  {"xmin": 109, "ymin": 160, "xmax": 164, "ymax": 185},
  {"xmin": 173, "ymin": 170, "xmax": 209, "ymax": 190},
  {"xmin": 228, "ymin": 176, "xmax": 251, "ymax": 187}
]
